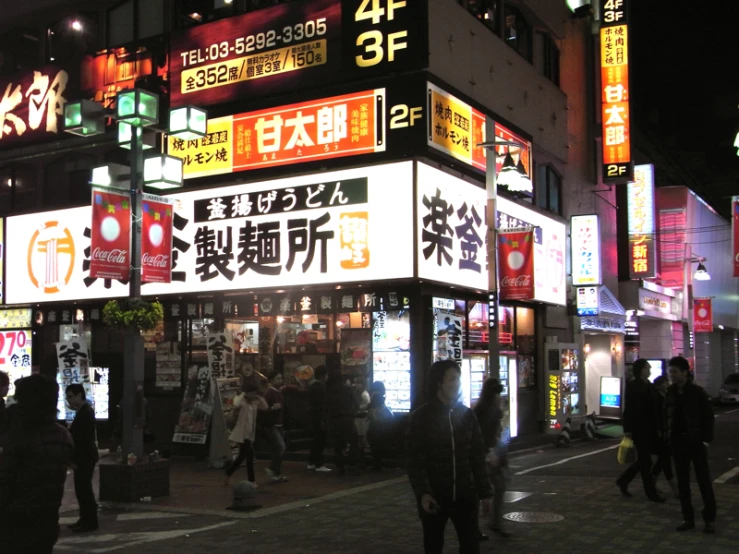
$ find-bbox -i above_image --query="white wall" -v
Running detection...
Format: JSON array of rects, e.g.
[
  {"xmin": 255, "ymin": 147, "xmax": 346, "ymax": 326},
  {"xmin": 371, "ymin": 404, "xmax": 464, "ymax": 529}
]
[{"xmin": 584, "ymin": 335, "xmax": 615, "ymax": 416}]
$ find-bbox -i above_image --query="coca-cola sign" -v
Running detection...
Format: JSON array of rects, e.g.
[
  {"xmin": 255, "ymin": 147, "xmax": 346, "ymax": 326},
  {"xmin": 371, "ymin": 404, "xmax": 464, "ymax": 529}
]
[
  {"xmin": 141, "ymin": 194, "xmax": 174, "ymax": 284},
  {"xmin": 498, "ymin": 230, "xmax": 535, "ymax": 301},
  {"xmin": 89, "ymin": 189, "xmax": 131, "ymax": 281},
  {"xmin": 142, "ymin": 253, "xmax": 170, "ymax": 268}
]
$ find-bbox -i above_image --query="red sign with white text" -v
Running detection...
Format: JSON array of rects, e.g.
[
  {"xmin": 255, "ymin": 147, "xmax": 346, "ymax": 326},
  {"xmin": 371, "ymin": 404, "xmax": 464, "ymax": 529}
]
[
  {"xmin": 498, "ymin": 230, "xmax": 535, "ymax": 301},
  {"xmin": 90, "ymin": 189, "xmax": 131, "ymax": 281},
  {"xmin": 141, "ymin": 195, "xmax": 174, "ymax": 284},
  {"xmin": 693, "ymin": 298, "xmax": 712, "ymax": 333},
  {"xmin": 733, "ymin": 197, "xmax": 739, "ymax": 278}
]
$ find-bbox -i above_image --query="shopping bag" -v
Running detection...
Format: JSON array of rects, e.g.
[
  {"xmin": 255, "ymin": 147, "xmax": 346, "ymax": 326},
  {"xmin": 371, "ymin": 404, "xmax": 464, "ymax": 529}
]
[{"xmin": 617, "ymin": 436, "xmax": 635, "ymax": 465}]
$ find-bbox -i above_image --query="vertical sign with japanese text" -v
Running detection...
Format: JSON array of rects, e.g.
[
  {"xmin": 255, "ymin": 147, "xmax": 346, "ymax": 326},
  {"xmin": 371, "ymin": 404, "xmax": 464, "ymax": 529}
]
[
  {"xmin": 571, "ymin": 215, "xmax": 602, "ymax": 286},
  {"xmin": 173, "ymin": 365, "xmax": 214, "ymax": 445},
  {"xmin": 90, "ymin": 188, "xmax": 131, "ymax": 282},
  {"xmin": 0, "ymin": 329, "xmax": 32, "ymax": 398},
  {"xmin": 56, "ymin": 338, "xmax": 91, "ymax": 384},
  {"xmin": 627, "ymin": 164, "xmax": 657, "ymax": 279},
  {"xmin": 141, "ymin": 194, "xmax": 174, "ymax": 284},
  {"xmin": 206, "ymin": 332, "xmax": 235, "ymax": 379},
  {"xmin": 733, "ymin": 196, "xmax": 739, "ymax": 278},
  {"xmin": 693, "ymin": 298, "xmax": 712, "ymax": 333},
  {"xmin": 600, "ymin": 0, "xmax": 632, "ymax": 184}
]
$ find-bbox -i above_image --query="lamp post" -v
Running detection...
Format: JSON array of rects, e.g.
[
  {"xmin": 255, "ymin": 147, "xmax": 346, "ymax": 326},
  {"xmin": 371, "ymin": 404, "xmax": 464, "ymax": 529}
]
[{"xmin": 64, "ymin": 92, "xmax": 206, "ymax": 460}]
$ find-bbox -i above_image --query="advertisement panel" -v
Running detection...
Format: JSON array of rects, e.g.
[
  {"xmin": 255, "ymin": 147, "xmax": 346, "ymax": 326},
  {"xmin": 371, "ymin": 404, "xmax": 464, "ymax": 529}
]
[
  {"xmin": 693, "ymin": 298, "xmax": 712, "ymax": 333},
  {"xmin": 571, "ymin": 214, "xmax": 602, "ymax": 286},
  {"xmin": 497, "ymin": 197, "xmax": 567, "ymax": 306},
  {"xmin": 426, "ymin": 82, "xmax": 486, "ymax": 172},
  {"xmin": 600, "ymin": 376, "xmax": 621, "ymax": 409},
  {"xmin": 141, "ymin": 194, "xmax": 174, "ymax": 284},
  {"xmin": 0, "ymin": 329, "xmax": 32, "ymax": 397},
  {"xmin": 576, "ymin": 286, "xmax": 600, "ymax": 316},
  {"xmin": 170, "ymin": 0, "xmax": 427, "ymax": 108},
  {"xmin": 627, "ymin": 164, "xmax": 657, "ymax": 279},
  {"xmin": 5, "ymin": 208, "xmax": 129, "ymax": 304},
  {"xmin": 733, "ymin": 196, "xmax": 739, "ymax": 278},
  {"xmin": 90, "ymin": 188, "xmax": 131, "ymax": 281},
  {"xmin": 600, "ymin": 0, "xmax": 632, "ymax": 183},
  {"xmin": 173, "ymin": 365, "xmax": 214, "ymax": 445},
  {"xmin": 498, "ymin": 230, "xmax": 535, "ymax": 301},
  {"xmin": 415, "ymin": 164, "xmax": 487, "ymax": 291}
]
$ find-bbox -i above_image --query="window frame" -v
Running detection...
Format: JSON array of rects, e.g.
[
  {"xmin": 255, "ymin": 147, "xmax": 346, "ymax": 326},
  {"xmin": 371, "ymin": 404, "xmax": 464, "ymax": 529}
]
[
  {"xmin": 534, "ymin": 163, "xmax": 563, "ymax": 215},
  {"xmin": 504, "ymin": 5, "xmax": 533, "ymax": 63}
]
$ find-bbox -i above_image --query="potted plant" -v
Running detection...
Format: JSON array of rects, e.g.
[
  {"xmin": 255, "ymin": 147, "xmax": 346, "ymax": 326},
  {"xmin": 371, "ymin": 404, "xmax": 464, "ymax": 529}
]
[{"xmin": 102, "ymin": 298, "xmax": 164, "ymax": 332}]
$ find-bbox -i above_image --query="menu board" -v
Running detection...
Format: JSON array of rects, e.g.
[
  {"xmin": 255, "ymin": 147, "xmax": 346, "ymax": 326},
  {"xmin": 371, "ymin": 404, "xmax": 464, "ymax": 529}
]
[
  {"xmin": 340, "ymin": 328, "xmax": 371, "ymax": 382},
  {"xmin": 372, "ymin": 310, "xmax": 410, "ymax": 412},
  {"xmin": 156, "ymin": 341, "xmax": 182, "ymax": 390}
]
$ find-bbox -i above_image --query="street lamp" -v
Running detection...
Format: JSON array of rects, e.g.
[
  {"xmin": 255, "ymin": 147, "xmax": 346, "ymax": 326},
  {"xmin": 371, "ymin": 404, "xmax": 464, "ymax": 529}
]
[
  {"xmin": 168, "ymin": 105, "xmax": 208, "ymax": 140},
  {"xmin": 63, "ymin": 100, "xmax": 105, "ymax": 136},
  {"xmin": 694, "ymin": 261, "xmax": 711, "ymax": 281},
  {"xmin": 143, "ymin": 155, "xmax": 184, "ymax": 190}
]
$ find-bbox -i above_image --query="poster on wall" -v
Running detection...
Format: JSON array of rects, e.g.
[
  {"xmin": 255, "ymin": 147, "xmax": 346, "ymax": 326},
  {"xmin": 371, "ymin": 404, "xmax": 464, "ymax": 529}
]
[
  {"xmin": 498, "ymin": 230, "xmax": 535, "ymax": 301},
  {"xmin": 206, "ymin": 331, "xmax": 235, "ymax": 379},
  {"xmin": 416, "ymin": 163, "xmax": 487, "ymax": 290},
  {"xmin": 0, "ymin": 329, "xmax": 32, "ymax": 397},
  {"xmin": 693, "ymin": 298, "xmax": 712, "ymax": 333},
  {"xmin": 141, "ymin": 194, "xmax": 174, "ymax": 283},
  {"xmin": 339, "ymin": 328, "xmax": 371, "ymax": 381},
  {"xmin": 90, "ymin": 188, "xmax": 131, "ymax": 281},
  {"xmin": 55, "ymin": 338, "xmax": 91, "ymax": 382},
  {"xmin": 434, "ymin": 311, "xmax": 463, "ymax": 366},
  {"xmin": 173, "ymin": 365, "xmax": 215, "ymax": 445}
]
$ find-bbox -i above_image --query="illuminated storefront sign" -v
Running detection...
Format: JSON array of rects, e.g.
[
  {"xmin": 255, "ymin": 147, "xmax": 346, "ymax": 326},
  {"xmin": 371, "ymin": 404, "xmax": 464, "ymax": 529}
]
[
  {"xmin": 169, "ymin": 89, "xmax": 386, "ymax": 179},
  {"xmin": 627, "ymin": 164, "xmax": 657, "ymax": 279},
  {"xmin": 600, "ymin": 376, "xmax": 621, "ymax": 409},
  {"xmin": 169, "ymin": 0, "xmax": 428, "ymax": 108},
  {"xmin": 426, "ymin": 82, "xmax": 486, "ymax": 172},
  {"xmin": 576, "ymin": 286, "xmax": 599, "ymax": 317},
  {"xmin": 600, "ymin": 0, "xmax": 632, "ymax": 183},
  {"xmin": 693, "ymin": 298, "xmax": 712, "ymax": 333},
  {"xmin": 571, "ymin": 214, "xmax": 601, "ymax": 286},
  {"xmin": 548, "ymin": 373, "xmax": 561, "ymax": 423},
  {"xmin": 0, "ymin": 308, "xmax": 32, "ymax": 329}
]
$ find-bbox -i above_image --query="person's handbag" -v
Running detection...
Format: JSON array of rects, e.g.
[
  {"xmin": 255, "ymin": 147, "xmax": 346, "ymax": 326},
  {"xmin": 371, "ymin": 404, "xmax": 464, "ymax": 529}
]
[{"xmin": 617, "ymin": 436, "xmax": 635, "ymax": 464}]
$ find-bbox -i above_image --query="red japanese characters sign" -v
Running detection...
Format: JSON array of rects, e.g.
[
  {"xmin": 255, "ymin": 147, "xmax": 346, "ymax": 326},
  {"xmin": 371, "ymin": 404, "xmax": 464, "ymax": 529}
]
[
  {"xmin": 600, "ymin": 0, "xmax": 633, "ymax": 184},
  {"xmin": 693, "ymin": 298, "xmax": 712, "ymax": 333},
  {"xmin": 733, "ymin": 197, "xmax": 739, "ymax": 278},
  {"xmin": 141, "ymin": 195, "xmax": 174, "ymax": 284},
  {"xmin": 498, "ymin": 230, "xmax": 535, "ymax": 301},
  {"xmin": 90, "ymin": 188, "xmax": 131, "ymax": 282},
  {"xmin": 169, "ymin": 89, "xmax": 385, "ymax": 179}
]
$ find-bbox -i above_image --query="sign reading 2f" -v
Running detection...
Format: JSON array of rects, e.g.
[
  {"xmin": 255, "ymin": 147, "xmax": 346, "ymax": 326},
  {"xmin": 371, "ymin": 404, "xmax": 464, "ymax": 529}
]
[{"xmin": 344, "ymin": 0, "xmax": 428, "ymax": 74}]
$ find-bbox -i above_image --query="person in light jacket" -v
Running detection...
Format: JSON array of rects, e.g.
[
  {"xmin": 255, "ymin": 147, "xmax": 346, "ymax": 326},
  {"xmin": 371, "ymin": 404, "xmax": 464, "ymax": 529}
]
[{"xmin": 224, "ymin": 382, "xmax": 268, "ymax": 486}]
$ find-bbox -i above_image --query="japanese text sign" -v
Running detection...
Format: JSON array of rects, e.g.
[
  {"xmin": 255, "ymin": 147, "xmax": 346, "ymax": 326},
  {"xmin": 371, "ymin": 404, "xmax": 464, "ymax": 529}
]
[
  {"xmin": 733, "ymin": 197, "xmax": 739, "ymax": 278},
  {"xmin": 173, "ymin": 365, "xmax": 214, "ymax": 445},
  {"xmin": 0, "ymin": 329, "xmax": 32, "ymax": 397},
  {"xmin": 170, "ymin": 0, "xmax": 428, "ymax": 108},
  {"xmin": 571, "ymin": 214, "xmax": 602, "ymax": 286},
  {"xmin": 141, "ymin": 194, "xmax": 174, "ymax": 284},
  {"xmin": 693, "ymin": 298, "xmax": 712, "ymax": 333},
  {"xmin": 0, "ymin": 308, "xmax": 32, "ymax": 329},
  {"xmin": 55, "ymin": 338, "xmax": 91, "ymax": 385},
  {"xmin": 627, "ymin": 164, "xmax": 657, "ymax": 279},
  {"xmin": 90, "ymin": 188, "xmax": 131, "ymax": 282},
  {"xmin": 435, "ymin": 312, "xmax": 464, "ymax": 366},
  {"xmin": 427, "ymin": 82, "xmax": 486, "ymax": 172},
  {"xmin": 169, "ymin": 89, "xmax": 385, "ymax": 179},
  {"xmin": 600, "ymin": 0, "xmax": 632, "ymax": 183},
  {"xmin": 206, "ymin": 331, "xmax": 235, "ymax": 379},
  {"xmin": 416, "ymin": 164, "xmax": 487, "ymax": 290}
]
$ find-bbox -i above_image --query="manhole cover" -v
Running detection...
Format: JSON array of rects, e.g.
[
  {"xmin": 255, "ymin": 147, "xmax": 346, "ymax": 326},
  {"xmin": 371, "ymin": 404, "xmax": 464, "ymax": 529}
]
[{"xmin": 503, "ymin": 511, "xmax": 564, "ymax": 523}]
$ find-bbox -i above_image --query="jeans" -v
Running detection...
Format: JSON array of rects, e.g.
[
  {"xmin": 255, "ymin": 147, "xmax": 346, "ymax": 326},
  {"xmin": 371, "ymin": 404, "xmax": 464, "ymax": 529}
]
[
  {"xmin": 420, "ymin": 500, "xmax": 480, "ymax": 554},
  {"xmin": 652, "ymin": 443, "xmax": 674, "ymax": 481},
  {"xmin": 226, "ymin": 439, "xmax": 255, "ymax": 481},
  {"xmin": 489, "ymin": 467, "xmax": 507, "ymax": 529},
  {"xmin": 74, "ymin": 462, "xmax": 98, "ymax": 528},
  {"xmin": 673, "ymin": 440, "xmax": 716, "ymax": 524},
  {"xmin": 266, "ymin": 426, "xmax": 286, "ymax": 475},
  {"xmin": 617, "ymin": 437, "xmax": 657, "ymax": 498}
]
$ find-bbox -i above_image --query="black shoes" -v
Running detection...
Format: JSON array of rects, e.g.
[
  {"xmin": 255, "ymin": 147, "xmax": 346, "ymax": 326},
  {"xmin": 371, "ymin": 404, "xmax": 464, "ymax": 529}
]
[
  {"xmin": 616, "ymin": 480, "xmax": 632, "ymax": 498},
  {"xmin": 66, "ymin": 520, "xmax": 82, "ymax": 530},
  {"xmin": 676, "ymin": 521, "xmax": 695, "ymax": 532},
  {"xmin": 648, "ymin": 495, "xmax": 666, "ymax": 503},
  {"xmin": 72, "ymin": 524, "xmax": 99, "ymax": 533},
  {"xmin": 703, "ymin": 523, "xmax": 716, "ymax": 534}
]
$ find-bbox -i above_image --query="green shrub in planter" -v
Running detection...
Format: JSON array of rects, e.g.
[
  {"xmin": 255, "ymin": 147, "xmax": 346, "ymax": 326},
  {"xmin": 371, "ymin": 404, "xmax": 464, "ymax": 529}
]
[{"xmin": 103, "ymin": 299, "xmax": 164, "ymax": 332}]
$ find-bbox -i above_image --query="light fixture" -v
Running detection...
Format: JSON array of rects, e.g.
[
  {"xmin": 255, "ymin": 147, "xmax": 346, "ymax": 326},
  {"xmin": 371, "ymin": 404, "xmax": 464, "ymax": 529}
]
[
  {"xmin": 169, "ymin": 105, "xmax": 208, "ymax": 140},
  {"xmin": 90, "ymin": 163, "xmax": 130, "ymax": 189},
  {"xmin": 143, "ymin": 154, "xmax": 184, "ymax": 190},
  {"xmin": 694, "ymin": 262, "xmax": 711, "ymax": 281},
  {"xmin": 117, "ymin": 122, "xmax": 155, "ymax": 150},
  {"xmin": 508, "ymin": 159, "xmax": 532, "ymax": 194},
  {"xmin": 63, "ymin": 99, "xmax": 105, "ymax": 136},
  {"xmin": 719, "ymin": 325, "xmax": 725, "ymax": 330},
  {"xmin": 116, "ymin": 88, "xmax": 159, "ymax": 127},
  {"xmin": 6, "ymin": 179, "xmax": 11, "ymax": 187},
  {"xmin": 496, "ymin": 150, "xmax": 520, "ymax": 189},
  {"xmin": 71, "ymin": 20, "xmax": 83, "ymax": 32},
  {"xmin": 583, "ymin": 343, "xmax": 591, "ymax": 355},
  {"xmin": 277, "ymin": 316, "xmax": 286, "ymax": 323},
  {"xmin": 566, "ymin": 0, "xmax": 593, "ymax": 18},
  {"xmin": 189, "ymin": 12, "xmax": 202, "ymax": 21}
]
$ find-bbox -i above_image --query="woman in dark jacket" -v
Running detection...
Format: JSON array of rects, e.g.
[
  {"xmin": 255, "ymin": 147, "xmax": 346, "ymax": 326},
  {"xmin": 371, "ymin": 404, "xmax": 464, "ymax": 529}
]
[
  {"xmin": 326, "ymin": 371, "xmax": 357, "ymax": 474},
  {"xmin": 473, "ymin": 378, "xmax": 510, "ymax": 539}
]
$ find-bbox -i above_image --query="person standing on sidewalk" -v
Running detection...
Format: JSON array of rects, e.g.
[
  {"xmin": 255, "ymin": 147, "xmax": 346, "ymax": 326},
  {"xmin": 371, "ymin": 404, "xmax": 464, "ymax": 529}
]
[
  {"xmin": 66, "ymin": 384, "xmax": 100, "ymax": 533},
  {"xmin": 308, "ymin": 365, "xmax": 331, "ymax": 473},
  {"xmin": 665, "ymin": 356, "xmax": 716, "ymax": 533},
  {"xmin": 351, "ymin": 376, "xmax": 371, "ymax": 467},
  {"xmin": 263, "ymin": 370, "xmax": 288, "ymax": 483},
  {"xmin": 326, "ymin": 371, "xmax": 358, "ymax": 475},
  {"xmin": 474, "ymin": 377, "xmax": 511, "ymax": 539},
  {"xmin": 651, "ymin": 376, "xmax": 678, "ymax": 498},
  {"xmin": 224, "ymin": 382, "xmax": 268, "ymax": 487},
  {"xmin": 0, "ymin": 375, "xmax": 73, "ymax": 553},
  {"xmin": 407, "ymin": 360, "xmax": 492, "ymax": 554},
  {"xmin": 616, "ymin": 359, "xmax": 664, "ymax": 502},
  {"xmin": 367, "ymin": 381, "xmax": 394, "ymax": 471}
]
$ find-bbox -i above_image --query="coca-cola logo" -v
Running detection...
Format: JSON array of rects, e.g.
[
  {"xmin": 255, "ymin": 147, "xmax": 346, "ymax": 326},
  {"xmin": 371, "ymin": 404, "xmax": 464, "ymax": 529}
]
[
  {"xmin": 142, "ymin": 253, "xmax": 170, "ymax": 268},
  {"xmin": 501, "ymin": 275, "xmax": 532, "ymax": 287},
  {"xmin": 92, "ymin": 247, "xmax": 128, "ymax": 263}
]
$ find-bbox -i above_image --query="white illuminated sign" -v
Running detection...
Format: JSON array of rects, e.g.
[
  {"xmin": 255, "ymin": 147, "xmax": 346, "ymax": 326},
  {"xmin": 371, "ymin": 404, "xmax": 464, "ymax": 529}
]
[
  {"xmin": 416, "ymin": 164, "xmax": 488, "ymax": 291},
  {"xmin": 576, "ymin": 286, "xmax": 600, "ymax": 316},
  {"xmin": 571, "ymin": 214, "xmax": 601, "ymax": 286}
]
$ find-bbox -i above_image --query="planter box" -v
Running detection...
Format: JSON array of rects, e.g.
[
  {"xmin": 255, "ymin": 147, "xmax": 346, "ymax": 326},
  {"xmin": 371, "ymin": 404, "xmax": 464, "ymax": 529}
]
[{"xmin": 99, "ymin": 460, "xmax": 170, "ymax": 502}]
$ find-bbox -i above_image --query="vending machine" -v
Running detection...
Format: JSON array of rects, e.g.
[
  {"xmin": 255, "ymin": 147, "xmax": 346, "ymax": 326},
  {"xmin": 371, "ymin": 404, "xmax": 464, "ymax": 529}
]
[{"xmin": 544, "ymin": 342, "xmax": 583, "ymax": 433}]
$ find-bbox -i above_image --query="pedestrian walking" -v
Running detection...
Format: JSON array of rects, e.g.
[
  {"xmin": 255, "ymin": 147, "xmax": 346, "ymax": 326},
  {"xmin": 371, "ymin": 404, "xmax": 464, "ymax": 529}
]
[
  {"xmin": 367, "ymin": 381, "xmax": 394, "ymax": 471},
  {"xmin": 326, "ymin": 371, "xmax": 357, "ymax": 475},
  {"xmin": 263, "ymin": 370, "xmax": 288, "ymax": 483},
  {"xmin": 224, "ymin": 382, "xmax": 268, "ymax": 486},
  {"xmin": 651, "ymin": 375, "xmax": 678, "ymax": 498},
  {"xmin": 616, "ymin": 359, "xmax": 664, "ymax": 502},
  {"xmin": 407, "ymin": 360, "xmax": 492, "ymax": 554},
  {"xmin": 0, "ymin": 375, "xmax": 73, "ymax": 553},
  {"xmin": 66, "ymin": 384, "xmax": 100, "ymax": 533},
  {"xmin": 665, "ymin": 356, "xmax": 716, "ymax": 533},
  {"xmin": 474, "ymin": 377, "xmax": 511, "ymax": 539},
  {"xmin": 351, "ymin": 376, "xmax": 371, "ymax": 467},
  {"xmin": 307, "ymin": 365, "xmax": 331, "ymax": 472}
]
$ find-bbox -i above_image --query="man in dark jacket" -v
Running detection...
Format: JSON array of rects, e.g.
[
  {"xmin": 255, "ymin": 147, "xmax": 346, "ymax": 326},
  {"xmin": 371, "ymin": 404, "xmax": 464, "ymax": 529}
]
[
  {"xmin": 307, "ymin": 365, "xmax": 331, "ymax": 472},
  {"xmin": 407, "ymin": 360, "xmax": 492, "ymax": 554},
  {"xmin": 66, "ymin": 383, "xmax": 100, "ymax": 532},
  {"xmin": 0, "ymin": 374, "xmax": 73, "ymax": 553},
  {"xmin": 665, "ymin": 356, "xmax": 716, "ymax": 534},
  {"xmin": 616, "ymin": 358, "xmax": 664, "ymax": 502}
]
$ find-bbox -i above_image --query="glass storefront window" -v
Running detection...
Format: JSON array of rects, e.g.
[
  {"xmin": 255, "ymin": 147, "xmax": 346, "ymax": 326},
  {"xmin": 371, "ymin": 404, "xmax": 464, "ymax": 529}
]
[{"xmin": 467, "ymin": 300, "xmax": 489, "ymax": 350}]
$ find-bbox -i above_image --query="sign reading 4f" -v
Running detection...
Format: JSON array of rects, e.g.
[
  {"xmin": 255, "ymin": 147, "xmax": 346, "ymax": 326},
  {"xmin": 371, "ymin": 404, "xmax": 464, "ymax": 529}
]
[{"xmin": 346, "ymin": 0, "xmax": 428, "ymax": 73}]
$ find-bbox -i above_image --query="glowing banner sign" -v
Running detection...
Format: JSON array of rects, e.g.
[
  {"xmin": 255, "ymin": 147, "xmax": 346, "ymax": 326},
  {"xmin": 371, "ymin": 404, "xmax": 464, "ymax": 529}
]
[
  {"xmin": 600, "ymin": 0, "xmax": 632, "ymax": 183},
  {"xmin": 571, "ymin": 214, "xmax": 602, "ymax": 286},
  {"xmin": 693, "ymin": 298, "xmax": 712, "ymax": 333},
  {"xmin": 627, "ymin": 164, "xmax": 656, "ymax": 279}
]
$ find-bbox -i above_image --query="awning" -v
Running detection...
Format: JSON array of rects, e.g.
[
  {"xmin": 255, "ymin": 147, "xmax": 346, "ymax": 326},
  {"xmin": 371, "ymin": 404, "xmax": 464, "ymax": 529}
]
[{"xmin": 579, "ymin": 285, "xmax": 626, "ymax": 334}]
